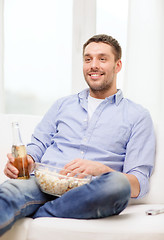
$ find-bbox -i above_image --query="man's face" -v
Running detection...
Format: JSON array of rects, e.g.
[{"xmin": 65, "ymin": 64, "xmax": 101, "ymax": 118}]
[{"xmin": 83, "ymin": 42, "xmax": 122, "ymax": 98}]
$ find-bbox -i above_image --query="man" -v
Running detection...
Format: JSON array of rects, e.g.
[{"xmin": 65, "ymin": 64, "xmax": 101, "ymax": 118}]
[{"xmin": 0, "ymin": 34, "xmax": 155, "ymax": 236}]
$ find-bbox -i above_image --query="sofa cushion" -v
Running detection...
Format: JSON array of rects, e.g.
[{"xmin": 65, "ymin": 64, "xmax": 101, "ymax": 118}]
[
  {"xmin": 1, "ymin": 218, "xmax": 33, "ymax": 240},
  {"xmin": 1, "ymin": 204, "xmax": 164, "ymax": 240},
  {"xmin": 26, "ymin": 204, "xmax": 164, "ymax": 240}
]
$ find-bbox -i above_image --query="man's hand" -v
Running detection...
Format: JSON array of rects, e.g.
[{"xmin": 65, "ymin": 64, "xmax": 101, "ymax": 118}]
[
  {"xmin": 4, "ymin": 153, "xmax": 35, "ymax": 179},
  {"xmin": 61, "ymin": 158, "xmax": 114, "ymax": 177},
  {"xmin": 60, "ymin": 159, "xmax": 140, "ymax": 198}
]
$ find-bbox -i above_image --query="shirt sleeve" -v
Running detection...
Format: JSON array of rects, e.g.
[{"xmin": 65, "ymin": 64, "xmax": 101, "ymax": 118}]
[
  {"xmin": 26, "ymin": 99, "xmax": 61, "ymax": 162},
  {"xmin": 123, "ymin": 110, "xmax": 156, "ymax": 199}
]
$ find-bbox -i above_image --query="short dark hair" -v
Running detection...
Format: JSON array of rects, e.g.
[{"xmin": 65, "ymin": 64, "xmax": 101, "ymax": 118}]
[{"xmin": 83, "ymin": 34, "xmax": 122, "ymax": 61}]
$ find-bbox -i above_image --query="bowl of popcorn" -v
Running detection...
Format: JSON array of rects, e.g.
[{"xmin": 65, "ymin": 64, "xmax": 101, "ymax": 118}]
[{"xmin": 34, "ymin": 162, "xmax": 92, "ymax": 197}]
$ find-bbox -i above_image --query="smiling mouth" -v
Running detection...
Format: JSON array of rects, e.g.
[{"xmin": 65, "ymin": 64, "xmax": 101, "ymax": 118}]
[{"xmin": 88, "ymin": 73, "xmax": 104, "ymax": 79}]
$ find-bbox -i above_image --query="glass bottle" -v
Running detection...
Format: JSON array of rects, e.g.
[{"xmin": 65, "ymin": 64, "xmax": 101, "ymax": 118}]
[{"xmin": 11, "ymin": 122, "xmax": 30, "ymax": 179}]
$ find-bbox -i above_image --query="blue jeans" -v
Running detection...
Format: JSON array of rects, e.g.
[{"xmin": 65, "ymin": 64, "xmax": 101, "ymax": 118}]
[{"xmin": 0, "ymin": 172, "xmax": 131, "ymax": 236}]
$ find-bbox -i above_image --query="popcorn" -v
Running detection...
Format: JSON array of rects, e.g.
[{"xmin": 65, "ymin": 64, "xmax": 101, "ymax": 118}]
[{"xmin": 35, "ymin": 169, "xmax": 90, "ymax": 196}]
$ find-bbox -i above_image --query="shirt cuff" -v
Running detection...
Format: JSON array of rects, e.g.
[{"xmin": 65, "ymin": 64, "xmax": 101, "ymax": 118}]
[{"xmin": 128, "ymin": 170, "xmax": 149, "ymax": 199}]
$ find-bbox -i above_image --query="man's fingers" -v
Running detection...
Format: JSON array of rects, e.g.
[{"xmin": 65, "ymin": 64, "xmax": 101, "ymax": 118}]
[
  {"xmin": 7, "ymin": 153, "xmax": 15, "ymax": 163},
  {"xmin": 59, "ymin": 168, "xmax": 71, "ymax": 176},
  {"xmin": 4, "ymin": 163, "xmax": 18, "ymax": 179},
  {"xmin": 64, "ymin": 159, "xmax": 78, "ymax": 169},
  {"xmin": 67, "ymin": 169, "xmax": 85, "ymax": 178},
  {"xmin": 6, "ymin": 155, "xmax": 18, "ymax": 173},
  {"xmin": 5, "ymin": 153, "xmax": 19, "ymax": 178},
  {"xmin": 27, "ymin": 155, "xmax": 35, "ymax": 173}
]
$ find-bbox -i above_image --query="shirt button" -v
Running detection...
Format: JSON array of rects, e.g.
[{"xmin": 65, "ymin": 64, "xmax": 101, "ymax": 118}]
[
  {"xmin": 81, "ymin": 151, "xmax": 84, "ymax": 154},
  {"xmin": 84, "ymin": 119, "xmax": 87, "ymax": 122}
]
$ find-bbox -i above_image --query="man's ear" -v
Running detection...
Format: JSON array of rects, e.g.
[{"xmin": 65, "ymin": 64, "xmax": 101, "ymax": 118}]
[{"xmin": 115, "ymin": 59, "xmax": 122, "ymax": 73}]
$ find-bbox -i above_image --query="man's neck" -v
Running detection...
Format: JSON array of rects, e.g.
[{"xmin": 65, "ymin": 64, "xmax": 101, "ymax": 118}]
[{"xmin": 89, "ymin": 89, "xmax": 117, "ymax": 99}]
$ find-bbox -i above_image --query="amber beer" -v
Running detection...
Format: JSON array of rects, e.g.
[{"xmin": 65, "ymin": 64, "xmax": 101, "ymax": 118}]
[{"xmin": 11, "ymin": 122, "xmax": 30, "ymax": 179}]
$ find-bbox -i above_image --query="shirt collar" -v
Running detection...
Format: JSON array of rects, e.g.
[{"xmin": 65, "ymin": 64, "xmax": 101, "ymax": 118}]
[
  {"xmin": 78, "ymin": 88, "xmax": 123, "ymax": 106},
  {"xmin": 78, "ymin": 88, "xmax": 89, "ymax": 101},
  {"xmin": 105, "ymin": 89, "xmax": 123, "ymax": 106}
]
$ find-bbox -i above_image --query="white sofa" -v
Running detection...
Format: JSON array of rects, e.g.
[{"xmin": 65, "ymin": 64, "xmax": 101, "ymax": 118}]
[{"xmin": 0, "ymin": 113, "xmax": 164, "ymax": 240}]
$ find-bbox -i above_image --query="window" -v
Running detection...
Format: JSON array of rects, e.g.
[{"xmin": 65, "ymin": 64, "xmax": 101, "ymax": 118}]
[
  {"xmin": 4, "ymin": 0, "xmax": 73, "ymax": 115},
  {"xmin": 3, "ymin": 0, "xmax": 129, "ymax": 115},
  {"xmin": 96, "ymin": 0, "xmax": 129, "ymax": 90}
]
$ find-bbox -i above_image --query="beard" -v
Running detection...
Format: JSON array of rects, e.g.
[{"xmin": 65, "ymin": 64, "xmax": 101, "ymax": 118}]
[
  {"xmin": 87, "ymin": 79, "xmax": 114, "ymax": 94},
  {"xmin": 84, "ymin": 69, "xmax": 115, "ymax": 94}
]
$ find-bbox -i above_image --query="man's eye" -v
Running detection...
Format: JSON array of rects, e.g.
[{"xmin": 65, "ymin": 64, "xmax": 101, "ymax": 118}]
[
  {"xmin": 100, "ymin": 58, "xmax": 106, "ymax": 61},
  {"xmin": 85, "ymin": 58, "xmax": 91, "ymax": 62}
]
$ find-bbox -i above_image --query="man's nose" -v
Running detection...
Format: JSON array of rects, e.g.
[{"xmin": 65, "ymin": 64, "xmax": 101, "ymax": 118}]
[{"xmin": 90, "ymin": 58, "xmax": 99, "ymax": 69}]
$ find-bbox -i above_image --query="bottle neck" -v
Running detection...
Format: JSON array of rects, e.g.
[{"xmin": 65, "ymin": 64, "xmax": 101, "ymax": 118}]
[{"xmin": 12, "ymin": 122, "xmax": 24, "ymax": 146}]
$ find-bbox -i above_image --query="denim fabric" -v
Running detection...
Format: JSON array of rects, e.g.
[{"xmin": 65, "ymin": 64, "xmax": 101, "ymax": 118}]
[
  {"xmin": 0, "ymin": 172, "xmax": 131, "ymax": 236},
  {"xmin": 0, "ymin": 177, "xmax": 55, "ymax": 236}
]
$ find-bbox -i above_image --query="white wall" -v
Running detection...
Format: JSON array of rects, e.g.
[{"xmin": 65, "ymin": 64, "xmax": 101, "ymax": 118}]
[{"xmin": 123, "ymin": 0, "xmax": 164, "ymax": 122}]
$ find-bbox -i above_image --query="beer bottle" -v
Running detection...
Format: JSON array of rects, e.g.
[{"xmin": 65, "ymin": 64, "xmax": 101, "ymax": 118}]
[{"xmin": 11, "ymin": 122, "xmax": 30, "ymax": 179}]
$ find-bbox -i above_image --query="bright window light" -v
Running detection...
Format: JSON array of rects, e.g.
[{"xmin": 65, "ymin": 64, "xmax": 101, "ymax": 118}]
[
  {"xmin": 4, "ymin": 0, "xmax": 73, "ymax": 115},
  {"xmin": 96, "ymin": 0, "xmax": 129, "ymax": 89}
]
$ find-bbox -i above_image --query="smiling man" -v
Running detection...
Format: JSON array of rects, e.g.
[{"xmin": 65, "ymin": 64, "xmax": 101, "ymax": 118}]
[
  {"xmin": 0, "ymin": 34, "xmax": 155, "ymax": 236},
  {"xmin": 83, "ymin": 39, "xmax": 122, "ymax": 98}
]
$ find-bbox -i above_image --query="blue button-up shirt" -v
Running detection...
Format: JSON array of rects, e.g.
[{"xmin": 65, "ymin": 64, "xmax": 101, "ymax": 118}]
[{"xmin": 27, "ymin": 89, "xmax": 155, "ymax": 198}]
